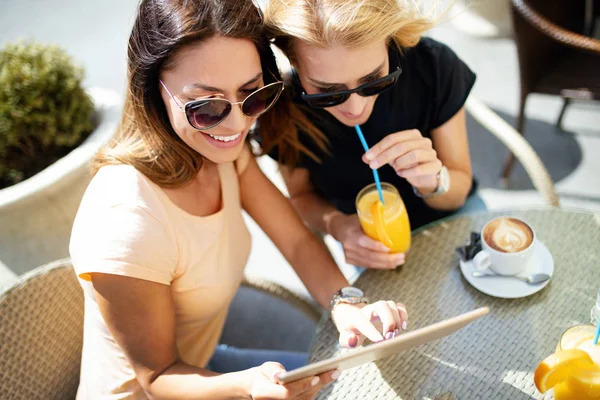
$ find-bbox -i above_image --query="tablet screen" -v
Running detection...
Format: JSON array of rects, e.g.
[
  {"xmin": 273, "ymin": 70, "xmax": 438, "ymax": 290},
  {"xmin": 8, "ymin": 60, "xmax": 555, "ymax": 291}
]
[{"xmin": 276, "ymin": 307, "xmax": 489, "ymax": 384}]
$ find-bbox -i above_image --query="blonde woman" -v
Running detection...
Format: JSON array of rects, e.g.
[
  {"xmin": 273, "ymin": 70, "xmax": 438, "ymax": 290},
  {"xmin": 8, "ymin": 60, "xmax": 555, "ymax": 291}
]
[
  {"xmin": 263, "ymin": 0, "xmax": 484, "ymax": 271},
  {"xmin": 69, "ymin": 0, "xmax": 408, "ymax": 398}
]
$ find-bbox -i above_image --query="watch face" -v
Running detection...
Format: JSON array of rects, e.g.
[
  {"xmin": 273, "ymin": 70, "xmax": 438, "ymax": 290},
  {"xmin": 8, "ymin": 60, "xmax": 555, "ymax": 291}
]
[{"xmin": 341, "ymin": 287, "xmax": 364, "ymax": 297}]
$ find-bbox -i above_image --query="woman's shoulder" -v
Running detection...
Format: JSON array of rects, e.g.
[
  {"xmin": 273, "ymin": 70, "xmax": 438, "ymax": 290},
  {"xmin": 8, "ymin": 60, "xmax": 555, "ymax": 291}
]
[
  {"xmin": 82, "ymin": 163, "xmax": 165, "ymax": 213},
  {"xmin": 95, "ymin": 163, "xmax": 140, "ymax": 181},
  {"xmin": 400, "ymin": 37, "xmax": 476, "ymax": 128},
  {"xmin": 71, "ymin": 163, "xmax": 178, "ymax": 285},
  {"xmin": 401, "ymin": 37, "xmax": 462, "ymax": 71},
  {"xmin": 412, "ymin": 37, "xmax": 453, "ymax": 53}
]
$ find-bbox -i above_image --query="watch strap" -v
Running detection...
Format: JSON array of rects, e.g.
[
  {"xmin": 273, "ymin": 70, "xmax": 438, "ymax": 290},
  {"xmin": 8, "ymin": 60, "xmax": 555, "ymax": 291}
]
[
  {"xmin": 412, "ymin": 184, "xmax": 441, "ymax": 199},
  {"xmin": 413, "ymin": 166, "xmax": 448, "ymax": 199}
]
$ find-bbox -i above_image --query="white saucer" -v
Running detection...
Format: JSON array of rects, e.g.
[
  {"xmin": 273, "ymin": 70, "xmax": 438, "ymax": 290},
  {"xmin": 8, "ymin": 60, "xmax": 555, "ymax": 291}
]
[{"xmin": 459, "ymin": 240, "xmax": 554, "ymax": 299}]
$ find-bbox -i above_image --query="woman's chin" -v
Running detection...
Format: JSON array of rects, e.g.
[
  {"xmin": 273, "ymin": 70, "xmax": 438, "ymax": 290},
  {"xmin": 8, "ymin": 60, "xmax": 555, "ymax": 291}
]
[
  {"xmin": 196, "ymin": 141, "xmax": 247, "ymax": 165},
  {"xmin": 185, "ymin": 130, "xmax": 248, "ymax": 165}
]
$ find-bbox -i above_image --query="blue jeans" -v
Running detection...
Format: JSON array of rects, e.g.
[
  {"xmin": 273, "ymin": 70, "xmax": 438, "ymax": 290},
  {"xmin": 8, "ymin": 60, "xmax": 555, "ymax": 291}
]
[
  {"xmin": 206, "ymin": 344, "xmax": 308, "ymax": 373},
  {"xmin": 457, "ymin": 192, "xmax": 488, "ymax": 214},
  {"xmin": 348, "ymin": 193, "xmax": 487, "ymax": 281}
]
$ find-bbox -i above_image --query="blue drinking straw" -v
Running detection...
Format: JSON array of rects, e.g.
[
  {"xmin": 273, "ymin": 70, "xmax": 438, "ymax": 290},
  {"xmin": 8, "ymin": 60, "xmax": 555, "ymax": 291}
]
[
  {"xmin": 594, "ymin": 322, "xmax": 600, "ymax": 346},
  {"xmin": 354, "ymin": 125, "xmax": 385, "ymax": 204}
]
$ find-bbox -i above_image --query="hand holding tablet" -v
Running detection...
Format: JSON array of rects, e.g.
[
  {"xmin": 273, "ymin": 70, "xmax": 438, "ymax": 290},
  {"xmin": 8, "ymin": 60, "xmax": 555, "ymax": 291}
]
[{"xmin": 276, "ymin": 307, "xmax": 489, "ymax": 384}]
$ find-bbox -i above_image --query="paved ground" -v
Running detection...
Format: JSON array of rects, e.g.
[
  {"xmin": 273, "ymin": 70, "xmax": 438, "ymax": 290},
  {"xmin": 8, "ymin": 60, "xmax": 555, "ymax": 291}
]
[{"xmin": 1, "ymin": 0, "xmax": 599, "ymax": 295}]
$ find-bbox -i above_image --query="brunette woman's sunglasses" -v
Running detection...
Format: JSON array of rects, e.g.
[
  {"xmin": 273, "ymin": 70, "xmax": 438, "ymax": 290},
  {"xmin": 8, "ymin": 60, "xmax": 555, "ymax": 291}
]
[
  {"xmin": 299, "ymin": 66, "xmax": 402, "ymax": 108},
  {"xmin": 159, "ymin": 80, "xmax": 284, "ymax": 130}
]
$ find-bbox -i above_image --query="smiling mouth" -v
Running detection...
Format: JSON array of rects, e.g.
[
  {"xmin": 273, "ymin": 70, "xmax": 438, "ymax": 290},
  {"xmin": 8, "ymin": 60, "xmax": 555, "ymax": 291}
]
[{"xmin": 205, "ymin": 132, "xmax": 241, "ymax": 142}]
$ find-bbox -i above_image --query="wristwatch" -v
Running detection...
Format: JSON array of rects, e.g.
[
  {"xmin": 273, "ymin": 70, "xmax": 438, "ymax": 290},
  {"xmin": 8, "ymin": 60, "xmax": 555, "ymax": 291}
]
[
  {"xmin": 413, "ymin": 165, "xmax": 450, "ymax": 199},
  {"xmin": 330, "ymin": 286, "xmax": 369, "ymax": 310}
]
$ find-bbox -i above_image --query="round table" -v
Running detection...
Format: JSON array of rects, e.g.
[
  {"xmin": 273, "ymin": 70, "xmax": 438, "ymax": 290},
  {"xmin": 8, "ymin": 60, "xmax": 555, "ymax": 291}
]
[{"xmin": 310, "ymin": 209, "xmax": 600, "ymax": 400}]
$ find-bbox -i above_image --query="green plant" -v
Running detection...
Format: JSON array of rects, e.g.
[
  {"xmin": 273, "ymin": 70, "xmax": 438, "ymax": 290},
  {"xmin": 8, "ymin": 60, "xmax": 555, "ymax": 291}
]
[{"xmin": 0, "ymin": 41, "xmax": 95, "ymax": 188}]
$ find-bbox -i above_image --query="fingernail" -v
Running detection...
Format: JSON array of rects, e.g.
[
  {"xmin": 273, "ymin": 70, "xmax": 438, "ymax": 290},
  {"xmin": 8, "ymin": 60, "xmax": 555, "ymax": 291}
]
[
  {"xmin": 311, "ymin": 376, "xmax": 320, "ymax": 386},
  {"xmin": 273, "ymin": 372, "xmax": 281, "ymax": 381},
  {"xmin": 402, "ymin": 321, "xmax": 407, "ymax": 330},
  {"xmin": 365, "ymin": 152, "xmax": 374, "ymax": 161},
  {"xmin": 369, "ymin": 160, "xmax": 379, "ymax": 169},
  {"xmin": 348, "ymin": 335, "xmax": 358, "ymax": 348},
  {"xmin": 394, "ymin": 329, "xmax": 399, "ymax": 337},
  {"xmin": 396, "ymin": 255, "xmax": 405, "ymax": 264},
  {"xmin": 385, "ymin": 331, "xmax": 394, "ymax": 340},
  {"xmin": 331, "ymin": 370, "xmax": 341, "ymax": 380}
]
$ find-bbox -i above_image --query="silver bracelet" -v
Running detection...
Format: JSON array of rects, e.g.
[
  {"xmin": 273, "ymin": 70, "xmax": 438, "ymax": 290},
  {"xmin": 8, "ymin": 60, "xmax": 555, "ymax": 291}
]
[{"xmin": 329, "ymin": 286, "xmax": 369, "ymax": 310}]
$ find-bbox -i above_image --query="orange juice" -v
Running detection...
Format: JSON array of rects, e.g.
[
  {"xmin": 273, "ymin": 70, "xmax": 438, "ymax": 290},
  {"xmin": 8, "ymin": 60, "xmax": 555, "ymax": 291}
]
[
  {"xmin": 535, "ymin": 325, "xmax": 600, "ymax": 400},
  {"xmin": 355, "ymin": 183, "xmax": 411, "ymax": 253}
]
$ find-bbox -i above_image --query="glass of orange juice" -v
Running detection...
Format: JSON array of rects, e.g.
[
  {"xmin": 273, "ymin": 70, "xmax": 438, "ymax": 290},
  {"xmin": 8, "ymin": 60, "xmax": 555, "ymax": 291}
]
[
  {"xmin": 535, "ymin": 325, "xmax": 600, "ymax": 399},
  {"xmin": 355, "ymin": 182, "xmax": 411, "ymax": 253},
  {"xmin": 557, "ymin": 325, "xmax": 598, "ymax": 352}
]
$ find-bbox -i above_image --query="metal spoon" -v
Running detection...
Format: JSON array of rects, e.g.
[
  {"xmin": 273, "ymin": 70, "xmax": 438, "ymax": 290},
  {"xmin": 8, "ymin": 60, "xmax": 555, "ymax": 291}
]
[{"xmin": 471, "ymin": 271, "xmax": 551, "ymax": 284}]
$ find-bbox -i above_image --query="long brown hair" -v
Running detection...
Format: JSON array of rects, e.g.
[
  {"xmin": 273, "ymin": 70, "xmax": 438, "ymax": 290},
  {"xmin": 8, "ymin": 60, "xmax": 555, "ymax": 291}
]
[
  {"xmin": 93, "ymin": 0, "xmax": 299, "ymax": 187},
  {"xmin": 264, "ymin": 0, "xmax": 438, "ymax": 167}
]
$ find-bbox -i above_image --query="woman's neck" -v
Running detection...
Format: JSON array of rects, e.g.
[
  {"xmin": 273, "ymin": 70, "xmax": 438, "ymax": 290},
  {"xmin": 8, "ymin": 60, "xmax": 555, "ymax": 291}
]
[{"xmin": 162, "ymin": 161, "xmax": 223, "ymax": 217}]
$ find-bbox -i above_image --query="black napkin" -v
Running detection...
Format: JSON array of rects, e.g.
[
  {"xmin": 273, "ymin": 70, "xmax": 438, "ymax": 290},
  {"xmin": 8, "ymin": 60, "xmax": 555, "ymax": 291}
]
[{"xmin": 456, "ymin": 232, "xmax": 482, "ymax": 261}]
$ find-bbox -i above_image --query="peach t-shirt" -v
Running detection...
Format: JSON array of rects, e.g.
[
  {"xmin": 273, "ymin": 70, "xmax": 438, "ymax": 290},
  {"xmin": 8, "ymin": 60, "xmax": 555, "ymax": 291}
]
[{"xmin": 70, "ymin": 146, "xmax": 252, "ymax": 399}]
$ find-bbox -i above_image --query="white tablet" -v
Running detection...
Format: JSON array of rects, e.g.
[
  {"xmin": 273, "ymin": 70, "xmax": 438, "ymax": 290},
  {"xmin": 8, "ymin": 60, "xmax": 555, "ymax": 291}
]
[{"xmin": 276, "ymin": 307, "xmax": 489, "ymax": 384}]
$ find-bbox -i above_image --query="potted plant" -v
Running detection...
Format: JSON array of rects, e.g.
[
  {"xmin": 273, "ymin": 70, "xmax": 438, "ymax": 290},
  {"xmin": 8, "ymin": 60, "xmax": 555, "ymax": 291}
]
[{"xmin": 0, "ymin": 41, "xmax": 120, "ymax": 278}]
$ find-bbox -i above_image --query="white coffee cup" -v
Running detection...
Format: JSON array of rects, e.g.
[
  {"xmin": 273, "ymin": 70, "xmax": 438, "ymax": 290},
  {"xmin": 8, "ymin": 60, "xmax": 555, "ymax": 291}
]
[{"xmin": 473, "ymin": 217, "xmax": 536, "ymax": 276}]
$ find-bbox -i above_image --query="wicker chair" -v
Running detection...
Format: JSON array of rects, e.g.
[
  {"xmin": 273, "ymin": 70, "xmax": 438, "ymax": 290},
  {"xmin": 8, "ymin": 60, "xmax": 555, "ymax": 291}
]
[
  {"xmin": 0, "ymin": 259, "xmax": 322, "ymax": 399},
  {"xmin": 502, "ymin": 0, "xmax": 600, "ymax": 179},
  {"xmin": 465, "ymin": 95, "xmax": 560, "ymax": 207}
]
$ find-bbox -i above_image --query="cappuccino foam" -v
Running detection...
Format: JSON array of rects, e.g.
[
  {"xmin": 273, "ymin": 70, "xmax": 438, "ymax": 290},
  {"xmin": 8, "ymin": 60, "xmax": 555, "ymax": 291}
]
[{"xmin": 483, "ymin": 217, "xmax": 533, "ymax": 253}]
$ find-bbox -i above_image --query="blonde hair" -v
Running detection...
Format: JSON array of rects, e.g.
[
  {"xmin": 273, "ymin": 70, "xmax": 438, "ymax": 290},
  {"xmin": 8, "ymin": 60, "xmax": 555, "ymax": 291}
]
[
  {"xmin": 263, "ymin": 0, "xmax": 440, "ymax": 166},
  {"xmin": 266, "ymin": 0, "xmax": 436, "ymax": 53}
]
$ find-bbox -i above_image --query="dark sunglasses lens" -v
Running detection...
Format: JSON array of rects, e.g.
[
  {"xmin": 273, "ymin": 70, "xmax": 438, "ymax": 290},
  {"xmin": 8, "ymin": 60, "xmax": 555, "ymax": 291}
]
[
  {"xmin": 186, "ymin": 100, "xmax": 231, "ymax": 129},
  {"xmin": 242, "ymin": 83, "xmax": 283, "ymax": 116},
  {"xmin": 359, "ymin": 76, "xmax": 398, "ymax": 97},
  {"xmin": 306, "ymin": 93, "xmax": 350, "ymax": 108}
]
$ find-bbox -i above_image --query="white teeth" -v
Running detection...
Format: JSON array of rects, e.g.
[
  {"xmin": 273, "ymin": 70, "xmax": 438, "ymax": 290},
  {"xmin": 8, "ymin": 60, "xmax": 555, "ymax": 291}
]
[{"xmin": 207, "ymin": 132, "xmax": 241, "ymax": 142}]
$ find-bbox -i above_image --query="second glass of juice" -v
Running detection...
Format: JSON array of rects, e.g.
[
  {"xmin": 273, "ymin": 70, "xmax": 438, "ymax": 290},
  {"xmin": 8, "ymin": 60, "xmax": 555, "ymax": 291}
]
[
  {"xmin": 355, "ymin": 182, "xmax": 411, "ymax": 253},
  {"xmin": 553, "ymin": 325, "xmax": 600, "ymax": 400}
]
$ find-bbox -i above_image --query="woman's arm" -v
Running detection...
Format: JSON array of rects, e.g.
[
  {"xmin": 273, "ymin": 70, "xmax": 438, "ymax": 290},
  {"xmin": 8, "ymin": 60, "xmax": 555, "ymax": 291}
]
[
  {"xmin": 91, "ymin": 273, "xmax": 327, "ymax": 399},
  {"xmin": 240, "ymin": 157, "xmax": 348, "ymax": 308},
  {"xmin": 91, "ymin": 273, "xmax": 248, "ymax": 399},
  {"xmin": 423, "ymin": 108, "xmax": 473, "ymax": 210},
  {"xmin": 279, "ymin": 166, "xmax": 339, "ymax": 236}
]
